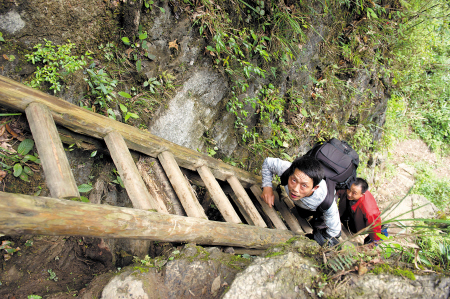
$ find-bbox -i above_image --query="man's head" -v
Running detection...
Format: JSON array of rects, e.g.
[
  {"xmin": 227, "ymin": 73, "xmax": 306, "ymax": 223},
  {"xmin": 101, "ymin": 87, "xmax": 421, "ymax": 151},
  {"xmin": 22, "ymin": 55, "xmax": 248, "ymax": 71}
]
[
  {"xmin": 286, "ymin": 156, "xmax": 324, "ymax": 201},
  {"xmin": 347, "ymin": 177, "xmax": 369, "ymax": 201}
]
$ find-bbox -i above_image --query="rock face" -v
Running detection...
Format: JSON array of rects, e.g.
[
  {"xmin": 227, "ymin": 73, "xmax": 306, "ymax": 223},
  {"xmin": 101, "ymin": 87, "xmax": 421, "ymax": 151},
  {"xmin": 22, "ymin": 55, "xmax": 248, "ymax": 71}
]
[{"xmin": 0, "ymin": 0, "xmax": 391, "ymax": 161}]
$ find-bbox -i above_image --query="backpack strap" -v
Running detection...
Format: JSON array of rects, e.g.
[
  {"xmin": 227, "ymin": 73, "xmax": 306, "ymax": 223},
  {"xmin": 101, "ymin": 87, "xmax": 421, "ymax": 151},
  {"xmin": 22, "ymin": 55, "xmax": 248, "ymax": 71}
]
[{"xmin": 318, "ymin": 178, "xmax": 336, "ymax": 212}]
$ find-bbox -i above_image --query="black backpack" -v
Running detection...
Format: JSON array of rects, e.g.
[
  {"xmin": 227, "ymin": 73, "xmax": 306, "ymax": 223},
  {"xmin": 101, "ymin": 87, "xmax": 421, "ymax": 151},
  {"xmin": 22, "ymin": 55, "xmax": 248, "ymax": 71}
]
[{"xmin": 281, "ymin": 138, "xmax": 359, "ymax": 212}]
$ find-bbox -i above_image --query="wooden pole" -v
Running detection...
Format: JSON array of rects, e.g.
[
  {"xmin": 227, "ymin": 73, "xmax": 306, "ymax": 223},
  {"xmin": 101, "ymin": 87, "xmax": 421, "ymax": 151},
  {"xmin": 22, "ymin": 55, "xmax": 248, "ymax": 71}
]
[
  {"xmin": 197, "ymin": 165, "xmax": 242, "ymax": 224},
  {"xmin": 227, "ymin": 175, "xmax": 267, "ymax": 228},
  {"xmin": 278, "ymin": 187, "xmax": 312, "ymax": 234},
  {"xmin": 0, "ymin": 75, "xmax": 261, "ymax": 188},
  {"xmin": 104, "ymin": 131, "xmax": 155, "ymax": 211},
  {"xmin": 250, "ymin": 185, "xmax": 287, "ymax": 230},
  {"xmin": 25, "ymin": 103, "xmax": 79, "ymax": 199},
  {"xmin": 158, "ymin": 151, "xmax": 207, "ymax": 219},
  {"xmin": 273, "ymin": 186, "xmax": 304, "ymax": 234},
  {"xmin": 0, "ymin": 192, "xmax": 295, "ymax": 249}
]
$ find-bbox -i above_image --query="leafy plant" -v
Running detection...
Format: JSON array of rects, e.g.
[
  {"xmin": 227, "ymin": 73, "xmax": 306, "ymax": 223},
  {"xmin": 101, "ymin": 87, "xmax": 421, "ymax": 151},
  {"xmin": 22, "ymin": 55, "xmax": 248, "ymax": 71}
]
[
  {"xmin": 119, "ymin": 103, "xmax": 139, "ymax": 123},
  {"xmin": 28, "ymin": 295, "xmax": 42, "ymax": 299},
  {"xmin": 121, "ymin": 26, "xmax": 156, "ymax": 72},
  {"xmin": 83, "ymin": 67, "xmax": 118, "ymax": 113},
  {"xmin": 0, "ymin": 31, "xmax": 4, "ymax": 42},
  {"xmin": 111, "ymin": 168, "xmax": 124, "ymax": 188},
  {"xmin": 143, "ymin": 77, "xmax": 161, "ymax": 94},
  {"xmin": 47, "ymin": 269, "xmax": 58, "ymax": 282},
  {"xmin": 0, "ymin": 139, "xmax": 40, "ymax": 182},
  {"xmin": 25, "ymin": 39, "xmax": 91, "ymax": 93},
  {"xmin": 0, "ymin": 240, "xmax": 20, "ymax": 261},
  {"xmin": 325, "ymin": 252, "xmax": 355, "ymax": 272}
]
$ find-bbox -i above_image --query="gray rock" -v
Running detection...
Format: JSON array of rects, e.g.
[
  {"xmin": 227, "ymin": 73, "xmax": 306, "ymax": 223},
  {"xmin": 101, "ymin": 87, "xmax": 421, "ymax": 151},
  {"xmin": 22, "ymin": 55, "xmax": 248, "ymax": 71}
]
[
  {"xmin": 101, "ymin": 268, "xmax": 166, "ymax": 299},
  {"xmin": 0, "ymin": 10, "xmax": 25, "ymax": 34},
  {"xmin": 223, "ymin": 252, "xmax": 319, "ymax": 299},
  {"xmin": 337, "ymin": 273, "xmax": 450, "ymax": 299},
  {"xmin": 149, "ymin": 69, "xmax": 228, "ymax": 151}
]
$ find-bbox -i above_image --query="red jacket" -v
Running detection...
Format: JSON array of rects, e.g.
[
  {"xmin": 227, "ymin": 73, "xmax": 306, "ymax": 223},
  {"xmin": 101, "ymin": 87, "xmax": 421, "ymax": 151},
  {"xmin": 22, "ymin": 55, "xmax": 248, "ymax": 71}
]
[{"xmin": 339, "ymin": 190, "xmax": 382, "ymax": 242}]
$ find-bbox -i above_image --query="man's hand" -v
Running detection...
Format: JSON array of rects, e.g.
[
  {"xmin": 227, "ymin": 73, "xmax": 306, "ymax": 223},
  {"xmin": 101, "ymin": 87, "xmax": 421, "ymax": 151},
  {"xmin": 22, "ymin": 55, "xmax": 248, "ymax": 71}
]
[{"xmin": 261, "ymin": 186, "xmax": 275, "ymax": 208}]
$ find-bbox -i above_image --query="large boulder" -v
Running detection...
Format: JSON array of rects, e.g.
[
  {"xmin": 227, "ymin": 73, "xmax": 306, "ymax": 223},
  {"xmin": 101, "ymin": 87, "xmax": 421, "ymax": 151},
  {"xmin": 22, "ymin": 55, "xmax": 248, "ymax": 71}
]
[{"xmin": 223, "ymin": 252, "xmax": 319, "ymax": 299}]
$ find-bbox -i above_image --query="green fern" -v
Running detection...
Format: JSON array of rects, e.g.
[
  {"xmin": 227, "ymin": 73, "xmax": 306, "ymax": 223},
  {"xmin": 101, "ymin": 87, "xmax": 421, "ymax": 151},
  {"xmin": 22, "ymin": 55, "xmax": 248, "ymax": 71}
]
[{"xmin": 326, "ymin": 253, "xmax": 355, "ymax": 272}]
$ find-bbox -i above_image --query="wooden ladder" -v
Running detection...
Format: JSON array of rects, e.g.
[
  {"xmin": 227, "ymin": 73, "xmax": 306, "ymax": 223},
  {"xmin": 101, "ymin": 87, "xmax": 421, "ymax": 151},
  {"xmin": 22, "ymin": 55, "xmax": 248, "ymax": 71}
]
[{"xmin": 0, "ymin": 75, "xmax": 310, "ymax": 247}]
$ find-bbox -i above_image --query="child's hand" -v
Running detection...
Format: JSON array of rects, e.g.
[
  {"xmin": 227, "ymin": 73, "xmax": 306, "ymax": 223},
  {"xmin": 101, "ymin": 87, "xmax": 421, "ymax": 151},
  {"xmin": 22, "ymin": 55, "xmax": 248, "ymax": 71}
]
[{"xmin": 261, "ymin": 186, "xmax": 275, "ymax": 208}]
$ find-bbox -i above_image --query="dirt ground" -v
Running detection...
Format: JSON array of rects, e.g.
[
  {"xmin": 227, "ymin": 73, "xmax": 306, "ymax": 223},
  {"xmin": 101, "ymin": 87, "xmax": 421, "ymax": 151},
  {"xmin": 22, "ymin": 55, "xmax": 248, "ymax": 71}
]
[
  {"xmin": 373, "ymin": 138, "xmax": 450, "ymax": 210},
  {"xmin": 0, "ymin": 236, "xmax": 114, "ymax": 298}
]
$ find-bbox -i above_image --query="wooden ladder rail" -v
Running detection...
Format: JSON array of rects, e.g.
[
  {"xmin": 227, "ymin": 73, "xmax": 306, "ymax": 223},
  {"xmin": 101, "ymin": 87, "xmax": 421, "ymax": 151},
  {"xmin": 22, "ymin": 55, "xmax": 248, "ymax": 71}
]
[
  {"xmin": 158, "ymin": 151, "xmax": 207, "ymax": 219},
  {"xmin": 25, "ymin": 103, "xmax": 79, "ymax": 199}
]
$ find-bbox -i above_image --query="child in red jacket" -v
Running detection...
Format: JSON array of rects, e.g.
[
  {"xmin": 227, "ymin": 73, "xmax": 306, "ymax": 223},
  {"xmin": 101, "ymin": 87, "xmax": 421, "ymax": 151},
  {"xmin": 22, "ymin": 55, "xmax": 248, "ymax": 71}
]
[{"xmin": 338, "ymin": 178, "xmax": 383, "ymax": 244}]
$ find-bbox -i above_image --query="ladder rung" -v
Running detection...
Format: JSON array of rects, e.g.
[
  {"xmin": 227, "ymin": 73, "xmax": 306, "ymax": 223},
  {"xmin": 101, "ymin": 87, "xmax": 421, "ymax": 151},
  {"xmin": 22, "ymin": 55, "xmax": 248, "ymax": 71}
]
[
  {"xmin": 104, "ymin": 131, "xmax": 154, "ymax": 211},
  {"xmin": 197, "ymin": 165, "xmax": 242, "ymax": 224},
  {"xmin": 278, "ymin": 188, "xmax": 313, "ymax": 234},
  {"xmin": 250, "ymin": 185, "xmax": 287, "ymax": 230},
  {"xmin": 227, "ymin": 175, "xmax": 267, "ymax": 228},
  {"xmin": 158, "ymin": 151, "xmax": 207, "ymax": 219},
  {"xmin": 273, "ymin": 188, "xmax": 303, "ymax": 234},
  {"xmin": 25, "ymin": 103, "xmax": 79, "ymax": 199}
]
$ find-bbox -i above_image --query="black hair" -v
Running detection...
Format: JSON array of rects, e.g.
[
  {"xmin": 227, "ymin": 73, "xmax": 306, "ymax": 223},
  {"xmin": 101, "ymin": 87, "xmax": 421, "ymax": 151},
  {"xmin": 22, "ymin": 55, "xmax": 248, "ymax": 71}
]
[
  {"xmin": 282, "ymin": 155, "xmax": 324, "ymax": 187},
  {"xmin": 353, "ymin": 177, "xmax": 369, "ymax": 194}
]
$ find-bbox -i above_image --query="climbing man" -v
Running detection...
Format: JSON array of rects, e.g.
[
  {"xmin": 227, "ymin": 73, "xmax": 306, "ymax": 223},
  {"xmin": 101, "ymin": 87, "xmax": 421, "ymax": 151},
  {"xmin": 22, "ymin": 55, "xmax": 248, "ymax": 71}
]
[
  {"xmin": 261, "ymin": 155, "xmax": 341, "ymax": 246},
  {"xmin": 338, "ymin": 177, "xmax": 384, "ymax": 244}
]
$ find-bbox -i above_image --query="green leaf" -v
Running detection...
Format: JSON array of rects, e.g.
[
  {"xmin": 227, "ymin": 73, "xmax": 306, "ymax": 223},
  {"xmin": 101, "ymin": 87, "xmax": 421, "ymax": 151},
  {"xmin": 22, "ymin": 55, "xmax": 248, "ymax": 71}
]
[
  {"xmin": 121, "ymin": 37, "xmax": 130, "ymax": 45},
  {"xmin": 118, "ymin": 91, "xmax": 132, "ymax": 98},
  {"xmin": 139, "ymin": 33, "xmax": 148, "ymax": 40},
  {"xmin": 5, "ymin": 248, "xmax": 18, "ymax": 254},
  {"xmin": 23, "ymin": 154, "xmax": 37, "ymax": 162},
  {"xmin": 301, "ymin": 108, "xmax": 308, "ymax": 117},
  {"xmin": 117, "ymin": 176, "xmax": 125, "ymax": 188},
  {"xmin": 90, "ymin": 151, "xmax": 97, "ymax": 157},
  {"xmin": 136, "ymin": 59, "xmax": 142, "ymax": 72},
  {"xmin": 78, "ymin": 184, "xmax": 93, "ymax": 193},
  {"xmin": 23, "ymin": 166, "xmax": 33, "ymax": 176},
  {"xmin": 18, "ymin": 139, "xmax": 34, "ymax": 156},
  {"xmin": 107, "ymin": 108, "xmax": 116, "ymax": 120},
  {"xmin": 19, "ymin": 172, "xmax": 29, "ymax": 182},
  {"xmin": 13, "ymin": 163, "xmax": 22, "ymax": 177},
  {"xmin": 146, "ymin": 53, "xmax": 156, "ymax": 60},
  {"xmin": 159, "ymin": 7, "xmax": 165, "ymax": 13},
  {"xmin": 0, "ymin": 32, "xmax": 4, "ymax": 42},
  {"xmin": 120, "ymin": 103, "xmax": 127, "ymax": 113},
  {"xmin": 128, "ymin": 112, "xmax": 139, "ymax": 119},
  {"xmin": 80, "ymin": 196, "xmax": 90, "ymax": 203}
]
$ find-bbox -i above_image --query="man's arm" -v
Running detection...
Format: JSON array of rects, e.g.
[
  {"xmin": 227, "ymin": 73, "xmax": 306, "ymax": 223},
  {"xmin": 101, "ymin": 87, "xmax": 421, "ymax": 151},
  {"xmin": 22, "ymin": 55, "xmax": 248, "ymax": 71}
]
[{"xmin": 260, "ymin": 158, "xmax": 291, "ymax": 208}]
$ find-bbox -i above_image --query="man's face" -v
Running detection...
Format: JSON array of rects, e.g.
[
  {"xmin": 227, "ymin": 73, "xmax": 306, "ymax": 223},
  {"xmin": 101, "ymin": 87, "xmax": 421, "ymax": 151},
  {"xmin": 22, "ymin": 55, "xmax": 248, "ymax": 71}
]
[
  {"xmin": 287, "ymin": 169, "xmax": 318, "ymax": 201},
  {"xmin": 347, "ymin": 184, "xmax": 363, "ymax": 201}
]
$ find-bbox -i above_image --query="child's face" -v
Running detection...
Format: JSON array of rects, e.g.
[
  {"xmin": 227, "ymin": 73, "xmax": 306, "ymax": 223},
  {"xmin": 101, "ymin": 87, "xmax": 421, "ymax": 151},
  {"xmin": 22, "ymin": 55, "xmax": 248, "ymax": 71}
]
[
  {"xmin": 287, "ymin": 169, "xmax": 319, "ymax": 201},
  {"xmin": 347, "ymin": 184, "xmax": 363, "ymax": 201}
]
